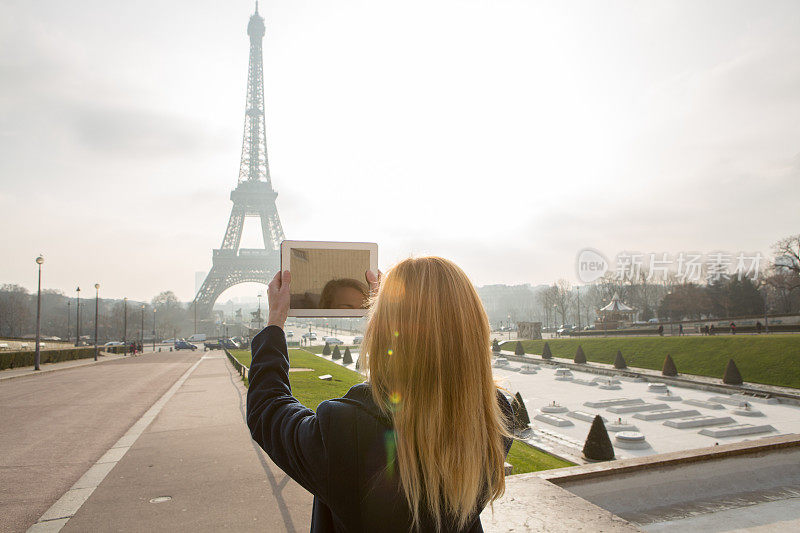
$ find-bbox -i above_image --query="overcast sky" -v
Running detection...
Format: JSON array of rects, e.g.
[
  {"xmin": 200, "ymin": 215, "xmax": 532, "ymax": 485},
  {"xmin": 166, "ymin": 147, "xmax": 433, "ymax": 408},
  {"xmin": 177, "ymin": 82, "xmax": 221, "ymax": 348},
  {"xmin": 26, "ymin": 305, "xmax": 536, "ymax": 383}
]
[{"xmin": 1, "ymin": 0, "xmax": 799, "ymax": 302}]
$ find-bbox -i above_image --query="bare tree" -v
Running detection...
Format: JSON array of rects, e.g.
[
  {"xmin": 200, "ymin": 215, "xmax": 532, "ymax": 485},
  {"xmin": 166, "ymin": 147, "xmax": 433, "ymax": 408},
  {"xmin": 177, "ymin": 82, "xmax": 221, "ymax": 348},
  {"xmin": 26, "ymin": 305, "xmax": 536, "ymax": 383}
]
[{"xmin": 0, "ymin": 284, "xmax": 31, "ymax": 337}]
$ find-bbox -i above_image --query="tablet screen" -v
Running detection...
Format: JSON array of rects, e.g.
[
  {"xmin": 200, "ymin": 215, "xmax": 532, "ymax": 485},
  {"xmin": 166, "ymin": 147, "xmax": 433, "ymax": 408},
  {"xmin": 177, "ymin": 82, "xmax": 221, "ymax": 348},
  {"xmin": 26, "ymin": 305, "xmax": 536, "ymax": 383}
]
[{"xmin": 288, "ymin": 248, "xmax": 370, "ymax": 310}]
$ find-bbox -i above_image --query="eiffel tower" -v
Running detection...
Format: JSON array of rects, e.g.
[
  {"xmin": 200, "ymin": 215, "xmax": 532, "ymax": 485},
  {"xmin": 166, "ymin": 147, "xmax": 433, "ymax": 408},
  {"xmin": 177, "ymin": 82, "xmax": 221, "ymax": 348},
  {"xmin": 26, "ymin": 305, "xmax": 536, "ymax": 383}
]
[{"xmin": 194, "ymin": 3, "xmax": 284, "ymax": 321}]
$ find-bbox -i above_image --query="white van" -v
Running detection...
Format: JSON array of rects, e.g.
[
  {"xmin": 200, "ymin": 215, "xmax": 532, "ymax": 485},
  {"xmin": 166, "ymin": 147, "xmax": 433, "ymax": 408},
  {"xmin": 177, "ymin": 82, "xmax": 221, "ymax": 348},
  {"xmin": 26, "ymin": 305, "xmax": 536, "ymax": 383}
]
[{"xmin": 188, "ymin": 334, "xmax": 207, "ymax": 342}]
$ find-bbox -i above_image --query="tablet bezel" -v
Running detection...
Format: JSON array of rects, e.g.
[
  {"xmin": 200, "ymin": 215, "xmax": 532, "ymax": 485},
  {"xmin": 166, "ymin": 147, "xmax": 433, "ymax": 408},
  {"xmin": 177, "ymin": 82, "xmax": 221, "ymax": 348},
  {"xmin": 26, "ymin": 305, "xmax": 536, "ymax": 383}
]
[{"xmin": 280, "ymin": 240, "xmax": 378, "ymax": 317}]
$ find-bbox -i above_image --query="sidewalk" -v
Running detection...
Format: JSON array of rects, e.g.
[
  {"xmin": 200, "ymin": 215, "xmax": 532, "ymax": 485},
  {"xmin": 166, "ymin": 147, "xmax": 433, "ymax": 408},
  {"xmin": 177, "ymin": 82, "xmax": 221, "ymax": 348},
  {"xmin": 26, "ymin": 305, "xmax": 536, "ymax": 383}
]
[
  {"xmin": 59, "ymin": 352, "xmax": 313, "ymax": 532},
  {"xmin": 0, "ymin": 351, "xmax": 132, "ymax": 381}
]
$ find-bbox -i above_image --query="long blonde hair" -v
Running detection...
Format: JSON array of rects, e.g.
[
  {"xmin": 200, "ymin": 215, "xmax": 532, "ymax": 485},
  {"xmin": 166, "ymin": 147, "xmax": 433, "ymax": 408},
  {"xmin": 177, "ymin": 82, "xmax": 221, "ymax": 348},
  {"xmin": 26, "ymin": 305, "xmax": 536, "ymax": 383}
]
[{"xmin": 363, "ymin": 257, "xmax": 509, "ymax": 531}]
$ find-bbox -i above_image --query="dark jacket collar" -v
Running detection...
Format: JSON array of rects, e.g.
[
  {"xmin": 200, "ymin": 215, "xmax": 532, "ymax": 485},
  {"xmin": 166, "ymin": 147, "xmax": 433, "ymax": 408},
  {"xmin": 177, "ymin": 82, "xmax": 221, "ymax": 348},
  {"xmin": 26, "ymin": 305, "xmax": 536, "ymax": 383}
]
[{"xmin": 341, "ymin": 382, "xmax": 394, "ymax": 427}]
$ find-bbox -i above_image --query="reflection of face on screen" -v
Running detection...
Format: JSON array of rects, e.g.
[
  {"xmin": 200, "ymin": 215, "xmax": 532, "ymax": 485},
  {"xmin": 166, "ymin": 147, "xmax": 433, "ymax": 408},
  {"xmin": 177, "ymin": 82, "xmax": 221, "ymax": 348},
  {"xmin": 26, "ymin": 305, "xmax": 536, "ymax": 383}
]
[{"xmin": 289, "ymin": 248, "xmax": 370, "ymax": 310}]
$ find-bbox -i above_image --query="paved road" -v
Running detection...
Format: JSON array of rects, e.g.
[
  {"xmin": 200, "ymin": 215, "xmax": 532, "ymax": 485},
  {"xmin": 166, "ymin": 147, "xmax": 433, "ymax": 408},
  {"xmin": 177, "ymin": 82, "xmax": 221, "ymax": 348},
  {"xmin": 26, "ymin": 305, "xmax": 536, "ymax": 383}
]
[
  {"xmin": 61, "ymin": 352, "xmax": 312, "ymax": 532},
  {"xmin": 0, "ymin": 351, "xmax": 200, "ymax": 533}
]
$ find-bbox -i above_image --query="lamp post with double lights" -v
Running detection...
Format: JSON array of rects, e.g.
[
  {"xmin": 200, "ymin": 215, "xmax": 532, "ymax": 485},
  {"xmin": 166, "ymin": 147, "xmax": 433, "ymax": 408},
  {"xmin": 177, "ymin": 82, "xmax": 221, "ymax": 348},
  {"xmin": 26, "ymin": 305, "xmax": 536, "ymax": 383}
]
[
  {"xmin": 152, "ymin": 309, "xmax": 157, "ymax": 351},
  {"xmin": 34, "ymin": 256, "xmax": 44, "ymax": 371},
  {"xmin": 75, "ymin": 286, "xmax": 81, "ymax": 347},
  {"xmin": 94, "ymin": 283, "xmax": 100, "ymax": 361},
  {"xmin": 257, "ymin": 293, "xmax": 263, "ymax": 330}
]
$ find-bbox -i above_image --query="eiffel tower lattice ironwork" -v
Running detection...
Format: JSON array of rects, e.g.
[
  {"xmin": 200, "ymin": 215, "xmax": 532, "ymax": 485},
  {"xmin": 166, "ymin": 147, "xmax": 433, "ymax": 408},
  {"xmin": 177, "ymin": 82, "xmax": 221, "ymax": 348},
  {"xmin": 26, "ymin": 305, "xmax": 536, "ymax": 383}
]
[{"xmin": 194, "ymin": 3, "xmax": 284, "ymax": 320}]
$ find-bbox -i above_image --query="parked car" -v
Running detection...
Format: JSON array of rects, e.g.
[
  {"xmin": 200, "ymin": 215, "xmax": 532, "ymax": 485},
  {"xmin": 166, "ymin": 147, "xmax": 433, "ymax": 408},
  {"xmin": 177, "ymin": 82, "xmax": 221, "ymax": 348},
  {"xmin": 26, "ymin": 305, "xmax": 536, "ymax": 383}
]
[
  {"xmin": 302, "ymin": 332, "xmax": 317, "ymax": 340},
  {"xmin": 204, "ymin": 340, "xmax": 222, "ymax": 350},
  {"xmin": 286, "ymin": 331, "xmax": 294, "ymax": 338},
  {"xmin": 175, "ymin": 340, "xmax": 197, "ymax": 351},
  {"xmin": 352, "ymin": 335, "xmax": 363, "ymax": 345},
  {"xmin": 221, "ymin": 338, "xmax": 240, "ymax": 349},
  {"xmin": 163, "ymin": 338, "xmax": 177, "ymax": 344},
  {"xmin": 325, "ymin": 337, "xmax": 344, "ymax": 345},
  {"xmin": 104, "ymin": 341, "xmax": 124, "ymax": 347},
  {"xmin": 188, "ymin": 334, "xmax": 207, "ymax": 342}
]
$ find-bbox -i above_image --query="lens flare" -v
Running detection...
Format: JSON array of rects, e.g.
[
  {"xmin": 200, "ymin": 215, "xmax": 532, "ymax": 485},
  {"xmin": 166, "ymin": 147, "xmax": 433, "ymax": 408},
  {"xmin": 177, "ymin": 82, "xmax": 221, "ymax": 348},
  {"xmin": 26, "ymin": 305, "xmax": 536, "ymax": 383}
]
[
  {"xmin": 387, "ymin": 349, "xmax": 393, "ymax": 356},
  {"xmin": 390, "ymin": 391, "xmax": 401, "ymax": 404},
  {"xmin": 393, "ymin": 330, "xmax": 399, "ymax": 338}
]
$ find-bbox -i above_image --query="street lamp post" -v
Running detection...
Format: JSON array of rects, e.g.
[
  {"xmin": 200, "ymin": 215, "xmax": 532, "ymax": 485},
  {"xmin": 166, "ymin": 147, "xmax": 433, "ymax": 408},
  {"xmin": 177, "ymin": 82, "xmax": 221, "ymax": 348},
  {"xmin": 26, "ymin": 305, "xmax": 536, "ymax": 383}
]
[
  {"xmin": 34, "ymin": 256, "xmax": 44, "ymax": 371},
  {"xmin": 152, "ymin": 309, "xmax": 157, "ymax": 351},
  {"xmin": 75, "ymin": 286, "xmax": 81, "ymax": 347},
  {"xmin": 67, "ymin": 300, "xmax": 71, "ymax": 344},
  {"xmin": 576, "ymin": 286, "xmax": 581, "ymax": 333},
  {"xmin": 140, "ymin": 304, "xmax": 145, "ymax": 351},
  {"xmin": 123, "ymin": 297, "xmax": 128, "ymax": 355},
  {"xmin": 94, "ymin": 283, "xmax": 100, "ymax": 361}
]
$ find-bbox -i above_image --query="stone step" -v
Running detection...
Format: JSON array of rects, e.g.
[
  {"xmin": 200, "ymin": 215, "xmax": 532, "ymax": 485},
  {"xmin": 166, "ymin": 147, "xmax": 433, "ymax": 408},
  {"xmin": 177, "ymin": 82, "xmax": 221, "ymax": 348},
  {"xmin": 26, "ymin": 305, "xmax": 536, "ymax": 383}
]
[
  {"xmin": 698, "ymin": 424, "xmax": 776, "ymax": 437},
  {"xmin": 683, "ymin": 399, "xmax": 726, "ymax": 410},
  {"xmin": 567, "ymin": 411, "xmax": 607, "ymax": 423},
  {"xmin": 608, "ymin": 403, "xmax": 670, "ymax": 414},
  {"xmin": 664, "ymin": 416, "xmax": 736, "ymax": 428},
  {"xmin": 633, "ymin": 409, "xmax": 701, "ymax": 421},
  {"xmin": 584, "ymin": 398, "xmax": 645, "ymax": 409},
  {"xmin": 533, "ymin": 413, "xmax": 574, "ymax": 427}
]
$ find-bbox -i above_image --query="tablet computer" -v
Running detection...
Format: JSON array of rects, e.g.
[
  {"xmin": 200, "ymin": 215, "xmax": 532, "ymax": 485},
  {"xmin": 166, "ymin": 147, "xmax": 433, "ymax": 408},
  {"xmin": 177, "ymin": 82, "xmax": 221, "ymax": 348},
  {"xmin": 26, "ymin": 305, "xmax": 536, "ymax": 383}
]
[{"xmin": 280, "ymin": 240, "xmax": 378, "ymax": 317}]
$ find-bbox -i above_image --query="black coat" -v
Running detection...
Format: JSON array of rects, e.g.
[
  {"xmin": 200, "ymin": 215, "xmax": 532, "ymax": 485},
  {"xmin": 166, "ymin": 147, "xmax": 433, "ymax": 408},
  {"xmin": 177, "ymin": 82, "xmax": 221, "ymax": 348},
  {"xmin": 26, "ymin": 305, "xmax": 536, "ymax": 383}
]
[{"xmin": 246, "ymin": 326, "xmax": 513, "ymax": 533}]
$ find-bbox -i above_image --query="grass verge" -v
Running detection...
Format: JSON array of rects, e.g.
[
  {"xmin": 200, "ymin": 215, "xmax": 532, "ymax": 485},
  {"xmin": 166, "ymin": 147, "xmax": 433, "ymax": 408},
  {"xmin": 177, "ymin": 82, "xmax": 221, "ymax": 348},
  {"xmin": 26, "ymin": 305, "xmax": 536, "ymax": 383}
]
[
  {"xmin": 500, "ymin": 335, "xmax": 800, "ymax": 389},
  {"xmin": 230, "ymin": 348, "xmax": 572, "ymax": 473}
]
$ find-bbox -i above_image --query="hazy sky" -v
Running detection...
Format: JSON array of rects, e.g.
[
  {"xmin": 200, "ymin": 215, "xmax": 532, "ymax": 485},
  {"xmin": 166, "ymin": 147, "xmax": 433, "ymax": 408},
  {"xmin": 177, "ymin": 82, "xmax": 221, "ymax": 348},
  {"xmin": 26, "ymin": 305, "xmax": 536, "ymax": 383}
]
[{"xmin": 1, "ymin": 0, "xmax": 799, "ymax": 302}]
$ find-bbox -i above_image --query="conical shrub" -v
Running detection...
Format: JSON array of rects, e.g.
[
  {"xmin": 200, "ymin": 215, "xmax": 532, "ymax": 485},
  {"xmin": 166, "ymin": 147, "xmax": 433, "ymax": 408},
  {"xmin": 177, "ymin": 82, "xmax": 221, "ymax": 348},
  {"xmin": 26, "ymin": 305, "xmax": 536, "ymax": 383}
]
[
  {"xmin": 662, "ymin": 354, "xmax": 678, "ymax": 377},
  {"xmin": 542, "ymin": 342, "xmax": 552, "ymax": 360},
  {"xmin": 510, "ymin": 392, "xmax": 531, "ymax": 432},
  {"xmin": 342, "ymin": 347, "xmax": 353, "ymax": 365},
  {"xmin": 614, "ymin": 350, "xmax": 627, "ymax": 369},
  {"xmin": 574, "ymin": 345, "xmax": 587, "ymax": 364},
  {"xmin": 492, "ymin": 339, "xmax": 500, "ymax": 353},
  {"xmin": 515, "ymin": 341, "xmax": 525, "ymax": 356},
  {"xmin": 355, "ymin": 353, "xmax": 362, "ymax": 371},
  {"xmin": 332, "ymin": 344, "xmax": 342, "ymax": 360},
  {"xmin": 322, "ymin": 343, "xmax": 331, "ymax": 356},
  {"xmin": 583, "ymin": 415, "xmax": 615, "ymax": 461},
  {"xmin": 723, "ymin": 359, "xmax": 743, "ymax": 385}
]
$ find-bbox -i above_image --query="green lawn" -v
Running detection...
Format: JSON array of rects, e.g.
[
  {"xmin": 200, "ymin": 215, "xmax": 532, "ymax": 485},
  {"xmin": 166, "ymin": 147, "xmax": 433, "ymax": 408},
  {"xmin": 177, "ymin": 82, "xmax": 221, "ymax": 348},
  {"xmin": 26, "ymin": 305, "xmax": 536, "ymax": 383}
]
[
  {"xmin": 500, "ymin": 335, "xmax": 800, "ymax": 389},
  {"xmin": 230, "ymin": 348, "xmax": 572, "ymax": 473}
]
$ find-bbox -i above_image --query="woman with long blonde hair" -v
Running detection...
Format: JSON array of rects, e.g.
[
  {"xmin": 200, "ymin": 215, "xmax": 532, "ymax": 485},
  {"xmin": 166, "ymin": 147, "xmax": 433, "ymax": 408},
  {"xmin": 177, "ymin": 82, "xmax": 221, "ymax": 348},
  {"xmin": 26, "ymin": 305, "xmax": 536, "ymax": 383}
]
[{"xmin": 248, "ymin": 257, "xmax": 513, "ymax": 532}]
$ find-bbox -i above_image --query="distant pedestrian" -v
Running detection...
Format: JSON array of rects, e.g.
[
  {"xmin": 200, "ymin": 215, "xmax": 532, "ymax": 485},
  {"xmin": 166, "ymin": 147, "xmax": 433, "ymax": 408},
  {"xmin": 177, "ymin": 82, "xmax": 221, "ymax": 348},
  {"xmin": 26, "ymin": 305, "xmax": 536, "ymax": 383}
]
[
  {"xmin": 678, "ymin": 324, "xmax": 684, "ymax": 336},
  {"xmin": 730, "ymin": 322, "xmax": 736, "ymax": 335},
  {"xmin": 756, "ymin": 321, "xmax": 763, "ymax": 334},
  {"xmin": 130, "ymin": 342, "xmax": 136, "ymax": 355},
  {"xmin": 658, "ymin": 325, "xmax": 664, "ymax": 336},
  {"xmin": 709, "ymin": 325, "xmax": 716, "ymax": 336}
]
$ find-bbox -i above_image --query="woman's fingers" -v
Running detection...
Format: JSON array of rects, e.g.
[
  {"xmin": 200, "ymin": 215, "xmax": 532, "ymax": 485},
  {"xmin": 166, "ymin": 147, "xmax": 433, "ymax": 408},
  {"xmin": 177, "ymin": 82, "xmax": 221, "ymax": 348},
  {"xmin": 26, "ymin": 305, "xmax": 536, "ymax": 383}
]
[
  {"xmin": 366, "ymin": 269, "xmax": 382, "ymax": 296},
  {"xmin": 281, "ymin": 270, "xmax": 291, "ymax": 292}
]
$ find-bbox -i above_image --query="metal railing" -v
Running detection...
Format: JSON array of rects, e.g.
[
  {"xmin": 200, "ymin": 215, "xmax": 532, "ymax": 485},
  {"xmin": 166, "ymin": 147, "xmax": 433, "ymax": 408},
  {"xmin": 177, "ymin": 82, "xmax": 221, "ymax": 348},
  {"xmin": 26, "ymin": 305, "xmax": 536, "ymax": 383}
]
[{"xmin": 224, "ymin": 348, "xmax": 249, "ymax": 381}]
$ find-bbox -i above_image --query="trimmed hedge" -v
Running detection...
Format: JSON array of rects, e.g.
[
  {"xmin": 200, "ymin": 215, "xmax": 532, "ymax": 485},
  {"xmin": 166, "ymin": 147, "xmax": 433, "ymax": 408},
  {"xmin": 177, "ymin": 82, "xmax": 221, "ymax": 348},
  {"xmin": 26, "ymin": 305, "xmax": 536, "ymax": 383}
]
[
  {"xmin": 107, "ymin": 345, "xmax": 129, "ymax": 354},
  {"xmin": 0, "ymin": 347, "xmax": 97, "ymax": 370}
]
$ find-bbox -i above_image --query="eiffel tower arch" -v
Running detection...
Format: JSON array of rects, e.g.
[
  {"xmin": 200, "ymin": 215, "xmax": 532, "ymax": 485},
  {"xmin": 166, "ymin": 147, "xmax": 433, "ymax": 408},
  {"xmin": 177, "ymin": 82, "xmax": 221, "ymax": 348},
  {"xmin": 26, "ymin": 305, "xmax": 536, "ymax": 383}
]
[{"xmin": 194, "ymin": 4, "xmax": 284, "ymax": 321}]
